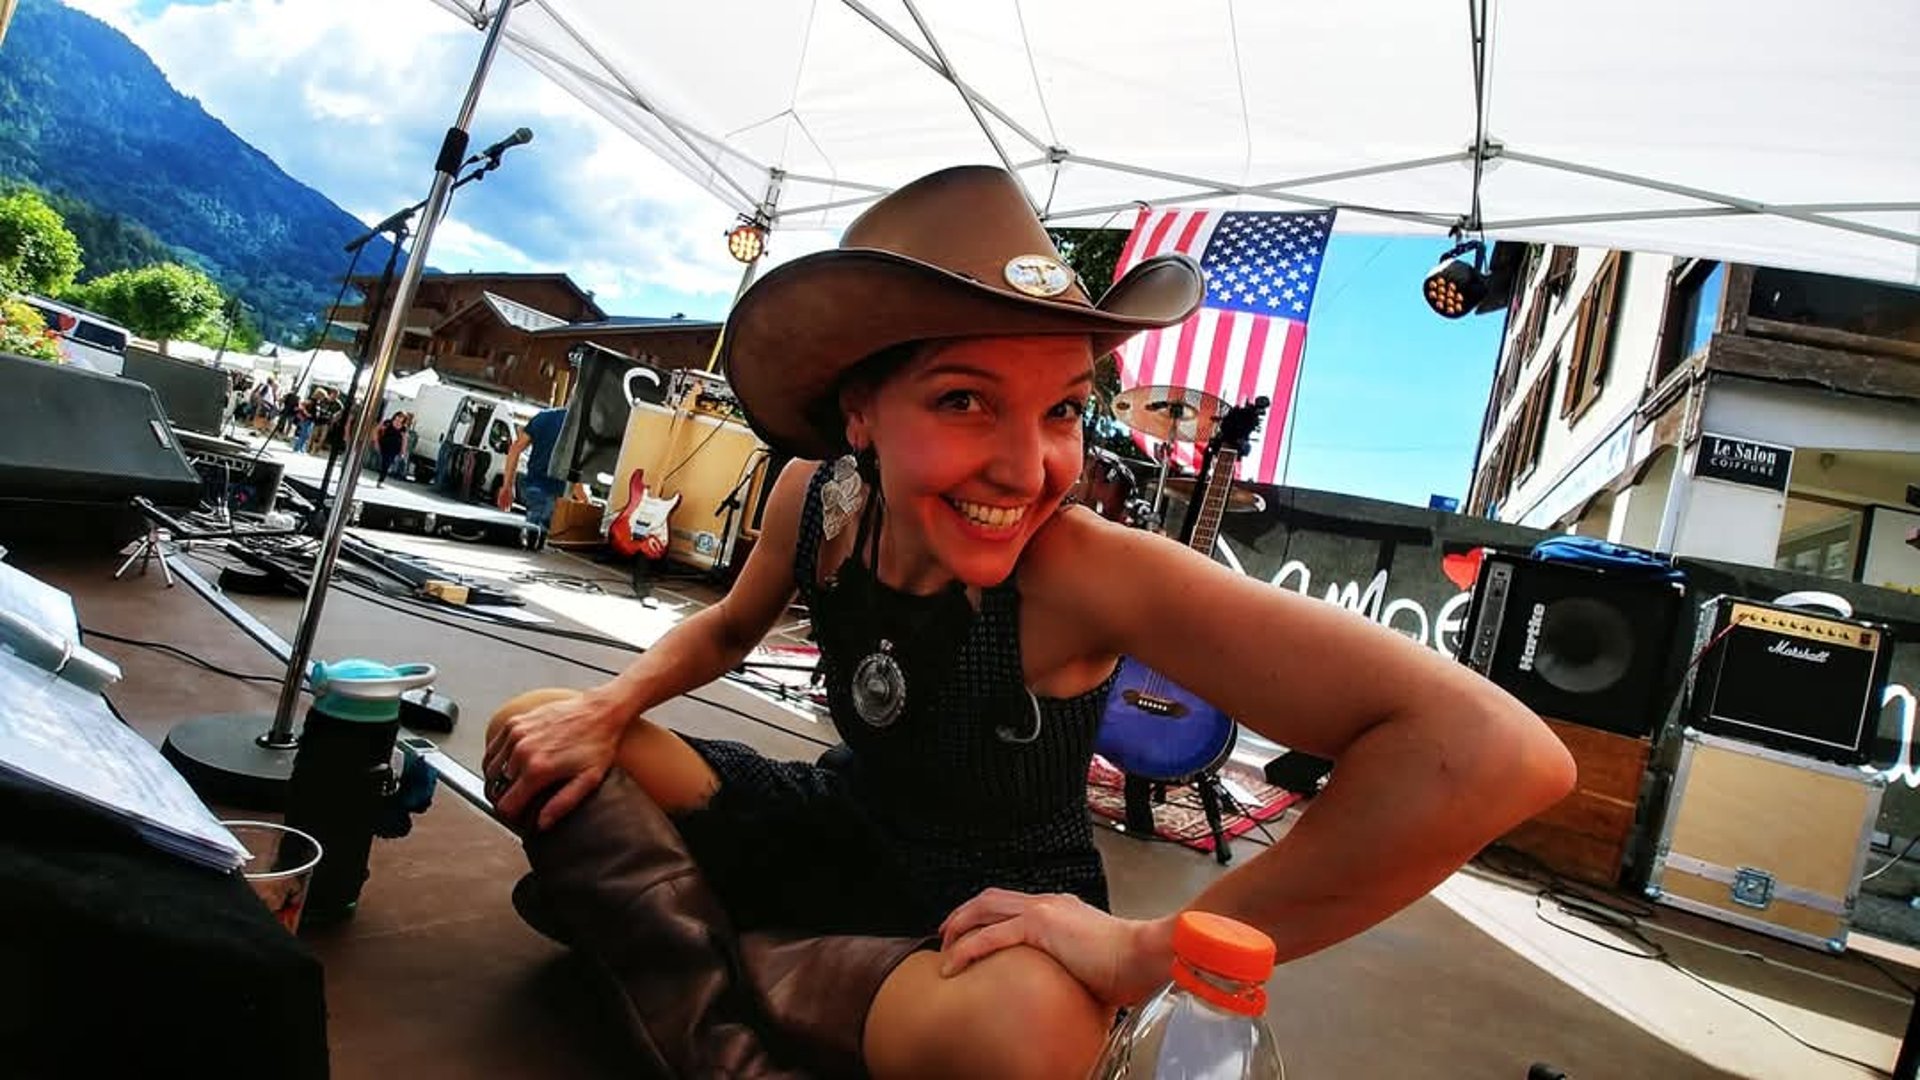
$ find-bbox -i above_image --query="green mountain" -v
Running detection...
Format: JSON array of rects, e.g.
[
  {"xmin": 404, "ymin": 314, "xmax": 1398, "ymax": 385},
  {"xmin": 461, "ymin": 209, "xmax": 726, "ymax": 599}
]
[{"xmin": 0, "ymin": 0, "xmax": 393, "ymax": 342}]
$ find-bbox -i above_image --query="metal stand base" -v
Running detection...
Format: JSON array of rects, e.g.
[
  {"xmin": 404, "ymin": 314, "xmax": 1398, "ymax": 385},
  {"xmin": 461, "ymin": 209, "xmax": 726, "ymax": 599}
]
[
  {"xmin": 161, "ymin": 712, "xmax": 299, "ymax": 810},
  {"xmin": 114, "ymin": 526, "xmax": 175, "ymax": 586}
]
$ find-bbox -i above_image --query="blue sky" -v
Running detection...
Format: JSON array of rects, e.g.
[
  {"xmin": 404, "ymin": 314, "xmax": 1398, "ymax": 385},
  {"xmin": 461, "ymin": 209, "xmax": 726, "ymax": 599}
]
[{"xmin": 66, "ymin": 0, "xmax": 1504, "ymax": 507}]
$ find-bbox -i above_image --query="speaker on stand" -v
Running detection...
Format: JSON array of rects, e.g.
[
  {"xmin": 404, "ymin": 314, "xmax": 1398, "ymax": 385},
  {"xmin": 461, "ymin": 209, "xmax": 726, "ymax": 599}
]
[{"xmin": 1459, "ymin": 547, "xmax": 1690, "ymax": 887}]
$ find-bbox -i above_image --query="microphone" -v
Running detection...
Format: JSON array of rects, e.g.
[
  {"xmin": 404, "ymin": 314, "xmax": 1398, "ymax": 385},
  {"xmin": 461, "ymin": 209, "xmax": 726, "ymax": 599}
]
[{"xmin": 471, "ymin": 126, "xmax": 533, "ymax": 164}]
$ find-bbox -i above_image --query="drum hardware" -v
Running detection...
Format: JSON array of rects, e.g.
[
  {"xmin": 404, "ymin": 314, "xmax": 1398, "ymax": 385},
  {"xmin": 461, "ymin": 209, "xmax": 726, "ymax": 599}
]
[
  {"xmin": 1072, "ymin": 446, "xmax": 1138, "ymax": 524},
  {"xmin": 1107, "ymin": 385, "xmax": 1231, "ymax": 530},
  {"xmin": 1159, "ymin": 476, "xmax": 1267, "ymax": 514},
  {"xmin": 1108, "ymin": 384, "xmax": 1230, "ymax": 445}
]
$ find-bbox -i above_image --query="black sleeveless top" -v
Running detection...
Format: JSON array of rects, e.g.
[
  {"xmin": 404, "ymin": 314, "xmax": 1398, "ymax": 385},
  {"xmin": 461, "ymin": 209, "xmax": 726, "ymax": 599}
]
[{"xmin": 793, "ymin": 463, "xmax": 1115, "ymax": 913}]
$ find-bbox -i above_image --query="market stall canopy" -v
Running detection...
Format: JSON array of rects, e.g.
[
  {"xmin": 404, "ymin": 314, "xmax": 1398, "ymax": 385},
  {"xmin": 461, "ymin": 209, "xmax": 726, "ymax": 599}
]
[{"xmin": 430, "ymin": 0, "xmax": 1920, "ymax": 285}]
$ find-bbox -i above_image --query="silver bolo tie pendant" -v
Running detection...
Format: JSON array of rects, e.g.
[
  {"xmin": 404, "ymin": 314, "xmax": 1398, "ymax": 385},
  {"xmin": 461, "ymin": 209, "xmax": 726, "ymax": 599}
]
[{"xmin": 852, "ymin": 638, "xmax": 907, "ymax": 728}]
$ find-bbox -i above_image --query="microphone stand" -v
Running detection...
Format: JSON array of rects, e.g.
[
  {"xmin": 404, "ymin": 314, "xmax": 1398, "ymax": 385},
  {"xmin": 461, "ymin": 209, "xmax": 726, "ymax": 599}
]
[
  {"xmin": 159, "ymin": 0, "xmax": 528, "ymax": 808},
  {"xmin": 315, "ymin": 152, "xmax": 518, "ymax": 527}
]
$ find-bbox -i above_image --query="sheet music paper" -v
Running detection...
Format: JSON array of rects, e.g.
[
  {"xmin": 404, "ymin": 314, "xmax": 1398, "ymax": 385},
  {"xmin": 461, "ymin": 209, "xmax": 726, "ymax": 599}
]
[
  {"xmin": 0, "ymin": 561, "xmax": 122, "ymax": 690},
  {"xmin": 0, "ymin": 649, "xmax": 245, "ymax": 872}
]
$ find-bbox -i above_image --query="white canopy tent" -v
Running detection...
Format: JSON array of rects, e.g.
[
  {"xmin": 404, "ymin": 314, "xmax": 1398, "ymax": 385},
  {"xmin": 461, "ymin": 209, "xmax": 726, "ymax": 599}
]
[{"xmin": 429, "ymin": 0, "xmax": 1920, "ymax": 286}]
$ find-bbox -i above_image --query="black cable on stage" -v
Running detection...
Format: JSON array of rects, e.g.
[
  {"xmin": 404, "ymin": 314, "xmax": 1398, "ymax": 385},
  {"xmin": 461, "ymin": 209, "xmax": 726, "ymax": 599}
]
[
  {"xmin": 654, "ymin": 418, "xmax": 727, "ymax": 488},
  {"xmin": 1478, "ymin": 844, "xmax": 1898, "ymax": 1076},
  {"xmin": 81, "ymin": 625, "xmax": 284, "ymax": 685}
]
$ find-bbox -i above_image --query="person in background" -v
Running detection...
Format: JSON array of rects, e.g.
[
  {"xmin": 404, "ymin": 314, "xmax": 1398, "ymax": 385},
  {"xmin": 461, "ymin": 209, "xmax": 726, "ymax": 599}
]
[
  {"xmin": 496, "ymin": 406, "xmax": 569, "ymax": 530},
  {"xmin": 373, "ymin": 411, "xmax": 408, "ymax": 488},
  {"xmin": 291, "ymin": 396, "xmax": 314, "ymax": 453}
]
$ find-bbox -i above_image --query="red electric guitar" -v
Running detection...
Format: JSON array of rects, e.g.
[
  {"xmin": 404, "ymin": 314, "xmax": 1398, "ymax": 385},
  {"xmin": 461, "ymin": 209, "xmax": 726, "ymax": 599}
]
[{"xmin": 608, "ymin": 469, "xmax": 679, "ymax": 561}]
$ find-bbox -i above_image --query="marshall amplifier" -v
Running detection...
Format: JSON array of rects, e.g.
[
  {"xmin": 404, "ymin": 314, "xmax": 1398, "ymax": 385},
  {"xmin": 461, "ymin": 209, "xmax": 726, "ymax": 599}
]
[
  {"xmin": 1687, "ymin": 597, "xmax": 1893, "ymax": 765},
  {"xmin": 1461, "ymin": 551, "xmax": 1689, "ymax": 739}
]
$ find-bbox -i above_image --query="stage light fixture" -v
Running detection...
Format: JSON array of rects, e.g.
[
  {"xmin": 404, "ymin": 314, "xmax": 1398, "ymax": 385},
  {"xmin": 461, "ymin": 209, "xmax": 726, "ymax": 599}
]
[
  {"xmin": 1423, "ymin": 241, "xmax": 1489, "ymax": 319},
  {"xmin": 726, "ymin": 221, "xmax": 766, "ymax": 264}
]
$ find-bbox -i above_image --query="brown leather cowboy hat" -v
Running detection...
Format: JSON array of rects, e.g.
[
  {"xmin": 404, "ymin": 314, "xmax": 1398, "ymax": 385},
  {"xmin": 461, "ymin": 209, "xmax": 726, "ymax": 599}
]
[{"xmin": 720, "ymin": 165, "xmax": 1204, "ymax": 460}]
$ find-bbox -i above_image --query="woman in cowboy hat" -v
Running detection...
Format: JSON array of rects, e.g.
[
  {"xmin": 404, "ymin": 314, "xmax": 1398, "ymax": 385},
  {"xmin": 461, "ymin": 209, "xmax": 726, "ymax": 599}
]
[{"xmin": 485, "ymin": 166, "xmax": 1573, "ymax": 1078}]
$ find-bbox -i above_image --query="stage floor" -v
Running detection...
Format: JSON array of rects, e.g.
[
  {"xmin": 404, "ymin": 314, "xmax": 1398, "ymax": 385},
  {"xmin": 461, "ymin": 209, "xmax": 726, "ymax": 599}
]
[{"xmin": 26, "ymin": 526, "xmax": 1919, "ymax": 1079}]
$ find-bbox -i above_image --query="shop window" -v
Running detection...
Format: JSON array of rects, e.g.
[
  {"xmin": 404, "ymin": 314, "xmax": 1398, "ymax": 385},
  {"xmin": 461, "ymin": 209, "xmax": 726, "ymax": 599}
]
[
  {"xmin": 1561, "ymin": 252, "xmax": 1626, "ymax": 423},
  {"xmin": 1750, "ymin": 266, "xmax": 1920, "ymax": 342},
  {"xmin": 1774, "ymin": 497, "xmax": 1863, "ymax": 581},
  {"xmin": 1655, "ymin": 258, "xmax": 1723, "ymax": 385}
]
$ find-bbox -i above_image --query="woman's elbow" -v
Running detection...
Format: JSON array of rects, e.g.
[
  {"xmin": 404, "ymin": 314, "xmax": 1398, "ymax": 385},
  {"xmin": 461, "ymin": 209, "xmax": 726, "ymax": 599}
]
[{"xmin": 1484, "ymin": 699, "xmax": 1577, "ymax": 819}]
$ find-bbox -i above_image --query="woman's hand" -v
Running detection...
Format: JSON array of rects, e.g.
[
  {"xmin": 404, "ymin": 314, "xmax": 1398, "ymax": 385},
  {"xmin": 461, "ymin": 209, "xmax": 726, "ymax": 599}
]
[
  {"xmin": 937, "ymin": 888, "xmax": 1176, "ymax": 1008},
  {"xmin": 483, "ymin": 688, "xmax": 630, "ymax": 831}
]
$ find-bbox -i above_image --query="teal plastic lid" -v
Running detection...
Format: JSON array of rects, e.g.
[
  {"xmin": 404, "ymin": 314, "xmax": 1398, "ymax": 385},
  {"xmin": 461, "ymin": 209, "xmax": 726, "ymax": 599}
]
[{"xmin": 310, "ymin": 658, "xmax": 437, "ymax": 722}]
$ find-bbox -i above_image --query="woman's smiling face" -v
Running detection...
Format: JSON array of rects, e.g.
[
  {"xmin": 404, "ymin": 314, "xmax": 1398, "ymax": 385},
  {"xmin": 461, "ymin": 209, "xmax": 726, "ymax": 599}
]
[{"xmin": 844, "ymin": 335, "xmax": 1094, "ymax": 591}]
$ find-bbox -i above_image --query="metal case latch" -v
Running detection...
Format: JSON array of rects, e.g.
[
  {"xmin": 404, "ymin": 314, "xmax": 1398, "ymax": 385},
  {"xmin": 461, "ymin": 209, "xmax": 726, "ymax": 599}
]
[{"xmin": 1731, "ymin": 867, "xmax": 1775, "ymax": 909}]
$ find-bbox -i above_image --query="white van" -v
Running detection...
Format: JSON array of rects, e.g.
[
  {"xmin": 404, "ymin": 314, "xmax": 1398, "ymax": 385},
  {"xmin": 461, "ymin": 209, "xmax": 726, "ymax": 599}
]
[
  {"xmin": 21, "ymin": 295, "xmax": 131, "ymax": 375},
  {"xmin": 406, "ymin": 382, "xmax": 535, "ymax": 502}
]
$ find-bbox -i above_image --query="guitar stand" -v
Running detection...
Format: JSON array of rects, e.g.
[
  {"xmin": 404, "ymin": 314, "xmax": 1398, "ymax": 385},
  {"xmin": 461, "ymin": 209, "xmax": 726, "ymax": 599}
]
[{"xmin": 1122, "ymin": 771, "xmax": 1235, "ymax": 866}]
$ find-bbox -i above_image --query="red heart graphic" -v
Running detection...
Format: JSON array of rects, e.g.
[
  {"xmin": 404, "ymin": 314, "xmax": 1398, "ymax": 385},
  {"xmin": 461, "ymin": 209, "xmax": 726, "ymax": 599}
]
[{"xmin": 1441, "ymin": 548, "xmax": 1485, "ymax": 592}]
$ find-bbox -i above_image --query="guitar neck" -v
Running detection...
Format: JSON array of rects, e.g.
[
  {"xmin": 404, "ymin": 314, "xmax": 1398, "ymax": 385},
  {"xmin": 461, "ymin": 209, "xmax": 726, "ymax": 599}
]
[{"xmin": 1188, "ymin": 450, "xmax": 1238, "ymax": 557}]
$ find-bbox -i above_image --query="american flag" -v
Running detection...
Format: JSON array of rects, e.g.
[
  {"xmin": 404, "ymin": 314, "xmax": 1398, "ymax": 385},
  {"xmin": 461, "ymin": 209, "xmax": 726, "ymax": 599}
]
[{"xmin": 1112, "ymin": 207, "xmax": 1335, "ymax": 484}]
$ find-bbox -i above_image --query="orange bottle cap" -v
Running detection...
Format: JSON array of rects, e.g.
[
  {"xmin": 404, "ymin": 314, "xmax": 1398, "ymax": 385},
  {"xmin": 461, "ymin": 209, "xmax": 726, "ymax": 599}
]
[{"xmin": 1173, "ymin": 911, "xmax": 1276, "ymax": 984}]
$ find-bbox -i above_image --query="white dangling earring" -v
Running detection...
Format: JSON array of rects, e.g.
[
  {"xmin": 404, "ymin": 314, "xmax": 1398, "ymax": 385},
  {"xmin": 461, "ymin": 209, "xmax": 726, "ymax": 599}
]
[{"xmin": 820, "ymin": 453, "xmax": 868, "ymax": 541}]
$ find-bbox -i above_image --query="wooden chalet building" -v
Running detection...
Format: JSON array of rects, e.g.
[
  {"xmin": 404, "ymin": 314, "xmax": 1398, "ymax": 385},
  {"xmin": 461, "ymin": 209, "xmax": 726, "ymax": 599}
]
[{"xmin": 328, "ymin": 271, "xmax": 720, "ymax": 404}]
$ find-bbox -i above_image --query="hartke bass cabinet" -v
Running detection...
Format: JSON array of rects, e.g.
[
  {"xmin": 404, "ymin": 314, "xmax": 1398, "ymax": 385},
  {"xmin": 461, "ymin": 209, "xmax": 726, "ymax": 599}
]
[
  {"xmin": 1687, "ymin": 597, "xmax": 1893, "ymax": 766},
  {"xmin": 1460, "ymin": 551, "xmax": 1688, "ymax": 740}
]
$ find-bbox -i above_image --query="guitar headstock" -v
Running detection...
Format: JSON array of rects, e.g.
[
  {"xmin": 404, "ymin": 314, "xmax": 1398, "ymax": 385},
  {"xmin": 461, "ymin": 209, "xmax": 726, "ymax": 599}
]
[{"xmin": 1210, "ymin": 396, "xmax": 1270, "ymax": 458}]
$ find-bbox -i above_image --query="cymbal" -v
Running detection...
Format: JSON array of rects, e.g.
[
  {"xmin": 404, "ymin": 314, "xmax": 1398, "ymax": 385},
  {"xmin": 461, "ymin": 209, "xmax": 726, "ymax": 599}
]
[
  {"xmin": 1109, "ymin": 385, "xmax": 1228, "ymax": 445},
  {"xmin": 1161, "ymin": 476, "xmax": 1267, "ymax": 513}
]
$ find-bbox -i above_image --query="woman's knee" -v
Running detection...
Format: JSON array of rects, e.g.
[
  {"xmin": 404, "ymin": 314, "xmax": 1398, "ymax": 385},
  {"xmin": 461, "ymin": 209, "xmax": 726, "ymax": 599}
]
[
  {"xmin": 867, "ymin": 947, "xmax": 1110, "ymax": 1080},
  {"xmin": 487, "ymin": 688, "xmax": 580, "ymax": 746},
  {"xmin": 488, "ymin": 688, "xmax": 715, "ymax": 812}
]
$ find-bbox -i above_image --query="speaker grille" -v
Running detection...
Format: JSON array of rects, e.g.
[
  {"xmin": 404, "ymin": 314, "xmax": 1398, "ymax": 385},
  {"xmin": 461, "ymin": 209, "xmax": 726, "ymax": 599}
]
[{"xmin": 1462, "ymin": 552, "xmax": 1687, "ymax": 739}]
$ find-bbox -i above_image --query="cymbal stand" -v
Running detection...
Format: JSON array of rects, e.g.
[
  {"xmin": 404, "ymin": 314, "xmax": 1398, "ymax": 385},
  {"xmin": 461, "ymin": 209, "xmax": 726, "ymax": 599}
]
[{"xmin": 1150, "ymin": 440, "xmax": 1176, "ymax": 529}]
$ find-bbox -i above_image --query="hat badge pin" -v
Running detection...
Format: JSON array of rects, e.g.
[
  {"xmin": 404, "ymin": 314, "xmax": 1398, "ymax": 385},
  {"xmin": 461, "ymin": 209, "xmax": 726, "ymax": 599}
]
[{"xmin": 1004, "ymin": 254, "xmax": 1074, "ymax": 298}]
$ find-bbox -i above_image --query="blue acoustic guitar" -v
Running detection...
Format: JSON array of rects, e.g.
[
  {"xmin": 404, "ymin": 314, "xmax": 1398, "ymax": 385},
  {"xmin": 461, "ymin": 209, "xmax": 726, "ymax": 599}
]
[{"xmin": 1094, "ymin": 397, "xmax": 1268, "ymax": 861}]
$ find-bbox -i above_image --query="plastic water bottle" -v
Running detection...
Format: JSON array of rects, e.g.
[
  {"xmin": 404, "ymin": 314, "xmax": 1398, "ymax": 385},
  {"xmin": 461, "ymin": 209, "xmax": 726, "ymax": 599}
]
[{"xmin": 1089, "ymin": 911, "xmax": 1285, "ymax": 1079}]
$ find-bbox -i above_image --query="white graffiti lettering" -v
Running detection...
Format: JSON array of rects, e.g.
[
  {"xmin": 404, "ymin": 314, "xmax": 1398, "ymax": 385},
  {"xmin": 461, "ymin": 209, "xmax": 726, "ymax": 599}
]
[
  {"xmin": 1214, "ymin": 538, "xmax": 1919, "ymax": 779},
  {"xmin": 1236, "ymin": 542, "xmax": 1467, "ymax": 655},
  {"xmin": 1874, "ymin": 684, "xmax": 1920, "ymax": 788}
]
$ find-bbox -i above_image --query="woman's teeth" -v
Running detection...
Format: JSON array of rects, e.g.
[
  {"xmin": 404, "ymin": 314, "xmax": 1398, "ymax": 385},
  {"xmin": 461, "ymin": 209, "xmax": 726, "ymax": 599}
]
[{"xmin": 947, "ymin": 499, "xmax": 1026, "ymax": 529}]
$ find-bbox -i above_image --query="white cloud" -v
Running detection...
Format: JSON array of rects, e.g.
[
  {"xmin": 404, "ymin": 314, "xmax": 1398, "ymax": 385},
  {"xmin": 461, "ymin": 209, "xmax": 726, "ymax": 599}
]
[{"xmin": 63, "ymin": 0, "xmax": 759, "ymax": 318}]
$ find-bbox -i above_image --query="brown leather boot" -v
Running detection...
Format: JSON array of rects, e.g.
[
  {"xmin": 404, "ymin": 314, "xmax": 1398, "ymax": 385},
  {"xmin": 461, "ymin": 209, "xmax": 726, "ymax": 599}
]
[
  {"xmin": 525, "ymin": 770, "xmax": 798, "ymax": 1078},
  {"xmin": 523, "ymin": 771, "xmax": 924, "ymax": 1079},
  {"xmin": 738, "ymin": 931, "xmax": 928, "ymax": 1078}
]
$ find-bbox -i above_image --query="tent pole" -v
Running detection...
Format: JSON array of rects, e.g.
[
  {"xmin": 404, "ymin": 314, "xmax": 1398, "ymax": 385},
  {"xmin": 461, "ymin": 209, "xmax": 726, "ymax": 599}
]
[
  {"xmin": 898, "ymin": 0, "xmax": 1026, "ymax": 196},
  {"xmin": 839, "ymin": 0, "xmax": 1051, "ymax": 155},
  {"xmin": 1503, "ymin": 150, "xmax": 1920, "ymax": 250},
  {"xmin": 706, "ymin": 171, "xmax": 786, "ymax": 374}
]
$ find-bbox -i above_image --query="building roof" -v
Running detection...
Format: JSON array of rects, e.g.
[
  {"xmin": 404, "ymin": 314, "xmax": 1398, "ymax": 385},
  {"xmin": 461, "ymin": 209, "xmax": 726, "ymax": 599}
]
[
  {"xmin": 535, "ymin": 315, "xmax": 722, "ymax": 336},
  {"xmin": 353, "ymin": 270, "xmax": 606, "ymax": 321},
  {"xmin": 482, "ymin": 292, "xmax": 569, "ymax": 333}
]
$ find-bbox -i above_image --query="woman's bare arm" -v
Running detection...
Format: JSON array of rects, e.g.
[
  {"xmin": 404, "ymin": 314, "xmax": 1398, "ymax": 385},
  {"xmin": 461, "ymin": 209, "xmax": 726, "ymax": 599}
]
[
  {"xmin": 486, "ymin": 458, "xmax": 819, "ymax": 826},
  {"xmin": 1024, "ymin": 509, "xmax": 1575, "ymax": 965}
]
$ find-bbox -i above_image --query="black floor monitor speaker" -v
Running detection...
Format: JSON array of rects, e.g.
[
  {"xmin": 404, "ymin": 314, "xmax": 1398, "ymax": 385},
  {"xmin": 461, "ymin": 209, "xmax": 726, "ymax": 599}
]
[
  {"xmin": 120, "ymin": 345, "xmax": 230, "ymax": 436},
  {"xmin": 1460, "ymin": 551, "xmax": 1689, "ymax": 738},
  {"xmin": 550, "ymin": 343, "xmax": 667, "ymax": 491},
  {"xmin": 1687, "ymin": 597, "xmax": 1892, "ymax": 765},
  {"xmin": 0, "ymin": 353, "xmax": 203, "ymax": 551}
]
